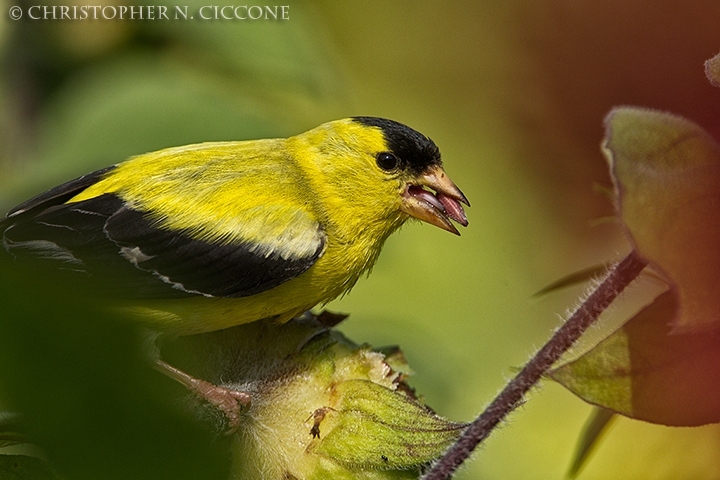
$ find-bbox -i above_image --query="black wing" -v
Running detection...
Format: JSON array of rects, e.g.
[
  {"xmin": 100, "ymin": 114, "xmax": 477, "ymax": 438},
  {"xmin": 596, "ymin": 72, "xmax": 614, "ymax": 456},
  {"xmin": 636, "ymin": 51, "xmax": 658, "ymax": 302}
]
[
  {"xmin": 5, "ymin": 166, "xmax": 117, "ymax": 218},
  {"xmin": 2, "ymin": 175, "xmax": 325, "ymax": 299}
]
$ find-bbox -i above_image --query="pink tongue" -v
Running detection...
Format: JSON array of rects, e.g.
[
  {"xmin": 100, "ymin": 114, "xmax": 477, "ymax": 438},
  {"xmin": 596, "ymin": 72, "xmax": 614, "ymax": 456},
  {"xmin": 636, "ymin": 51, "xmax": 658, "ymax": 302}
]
[
  {"xmin": 409, "ymin": 186, "xmax": 444, "ymax": 211},
  {"xmin": 438, "ymin": 193, "xmax": 469, "ymax": 226}
]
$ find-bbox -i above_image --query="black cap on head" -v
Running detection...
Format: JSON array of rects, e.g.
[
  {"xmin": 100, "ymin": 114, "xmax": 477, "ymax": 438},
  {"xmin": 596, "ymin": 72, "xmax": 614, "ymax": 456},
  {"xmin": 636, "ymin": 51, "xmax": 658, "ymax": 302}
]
[{"xmin": 352, "ymin": 117, "xmax": 441, "ymax": 175}]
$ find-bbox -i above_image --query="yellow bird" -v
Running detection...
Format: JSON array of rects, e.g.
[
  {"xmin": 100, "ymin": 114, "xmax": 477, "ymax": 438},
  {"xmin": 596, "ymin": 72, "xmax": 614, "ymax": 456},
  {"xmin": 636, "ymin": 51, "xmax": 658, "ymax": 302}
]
[{"xmin": 1, "ymin": 117, "xmax": 468, "ymax": 335}]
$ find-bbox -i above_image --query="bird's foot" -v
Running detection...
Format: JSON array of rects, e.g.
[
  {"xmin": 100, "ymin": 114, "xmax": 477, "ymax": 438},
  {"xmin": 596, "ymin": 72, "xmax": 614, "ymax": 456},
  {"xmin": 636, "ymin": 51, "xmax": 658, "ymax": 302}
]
[
  {"xmin": 188, "ymin": 377, "xmax": 251, "ymax": 434},
  {"xmin": 154, "ymin": 359, "xmax": 251, "ymax": 434}
]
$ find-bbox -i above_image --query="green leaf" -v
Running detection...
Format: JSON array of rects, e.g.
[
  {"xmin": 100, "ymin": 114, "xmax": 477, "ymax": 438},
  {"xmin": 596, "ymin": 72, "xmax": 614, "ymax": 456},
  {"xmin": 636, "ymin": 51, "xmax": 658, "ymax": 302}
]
[
  {"xmin": 567, "ymin": 408, "xmax": 616, "ymax": 478},
  {"xmin": 0, "ymin": 413, "xmax": 26, "ymax": 449},
  {"xmin": 533, "ymin": 263, "xmax": 609, "ymax": 296},
  {"xmin": 552, "ymin": 290, "xmax": 720, "ymax": 426},
  {"xmin": 0, "ymin": 455, "xmax": 60, "ymax": 480},
  {"xmin": 315, "ymin": 380, "xmax": 464, "ymax": 470},
  {"xmin": 0, "ymin": 262, "xmax": 229, "ymax": 480}
]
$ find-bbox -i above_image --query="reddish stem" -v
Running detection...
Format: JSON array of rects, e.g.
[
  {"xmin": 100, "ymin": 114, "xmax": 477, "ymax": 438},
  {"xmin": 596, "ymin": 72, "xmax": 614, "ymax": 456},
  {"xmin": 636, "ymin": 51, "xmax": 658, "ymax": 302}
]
[{"xmin": 422, "ymin": 250, "xmax": 647, "ymax": 480}]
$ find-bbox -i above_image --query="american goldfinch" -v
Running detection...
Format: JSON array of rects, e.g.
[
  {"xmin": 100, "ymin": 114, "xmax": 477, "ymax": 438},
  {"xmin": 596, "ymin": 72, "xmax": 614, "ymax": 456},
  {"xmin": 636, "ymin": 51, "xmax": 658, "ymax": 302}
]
[{"xmin": 1, "ymin": 117, "xmax": 468, "ymax": 335}]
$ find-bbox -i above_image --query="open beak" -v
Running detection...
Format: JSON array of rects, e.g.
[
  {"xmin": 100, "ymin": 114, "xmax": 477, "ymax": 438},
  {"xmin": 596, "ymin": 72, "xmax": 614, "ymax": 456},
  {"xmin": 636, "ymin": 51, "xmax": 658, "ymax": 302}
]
[{"xmin": 400, "ymin": 165, "xmax": 470, "ymax": 235}]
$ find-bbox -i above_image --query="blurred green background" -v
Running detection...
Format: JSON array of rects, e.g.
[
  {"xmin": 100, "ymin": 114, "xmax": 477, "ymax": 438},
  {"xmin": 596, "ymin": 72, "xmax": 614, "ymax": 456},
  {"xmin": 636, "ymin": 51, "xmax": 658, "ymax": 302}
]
[{"xmin": 2, "ymin": 1, "xmax": 720, "ymax": 479}]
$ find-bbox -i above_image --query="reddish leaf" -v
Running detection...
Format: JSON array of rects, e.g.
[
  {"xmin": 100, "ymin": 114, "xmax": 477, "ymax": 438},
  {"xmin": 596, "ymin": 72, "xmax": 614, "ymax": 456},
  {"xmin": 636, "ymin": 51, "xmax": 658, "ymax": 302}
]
[
  {"xmin": 603, "ymin": 107, "xmax": 720, "ymax": 331},
  {"xmin": 552, "ymin": 291, "xmax": 720, "ymax": 426}
]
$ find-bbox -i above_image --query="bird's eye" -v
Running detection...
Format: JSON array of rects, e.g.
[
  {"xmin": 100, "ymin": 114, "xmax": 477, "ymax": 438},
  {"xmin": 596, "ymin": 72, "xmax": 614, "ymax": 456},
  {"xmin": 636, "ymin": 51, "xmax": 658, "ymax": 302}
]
[{"xmin": 376, "ymin": 152, "xmax": 399, "ymax": 172}]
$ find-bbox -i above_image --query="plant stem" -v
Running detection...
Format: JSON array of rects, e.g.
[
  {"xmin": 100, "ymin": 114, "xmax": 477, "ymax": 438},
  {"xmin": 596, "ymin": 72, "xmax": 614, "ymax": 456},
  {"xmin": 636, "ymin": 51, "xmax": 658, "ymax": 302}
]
[{"xmin": 421, "ymin": 250, "xmax": 648, "ymax": 480}]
